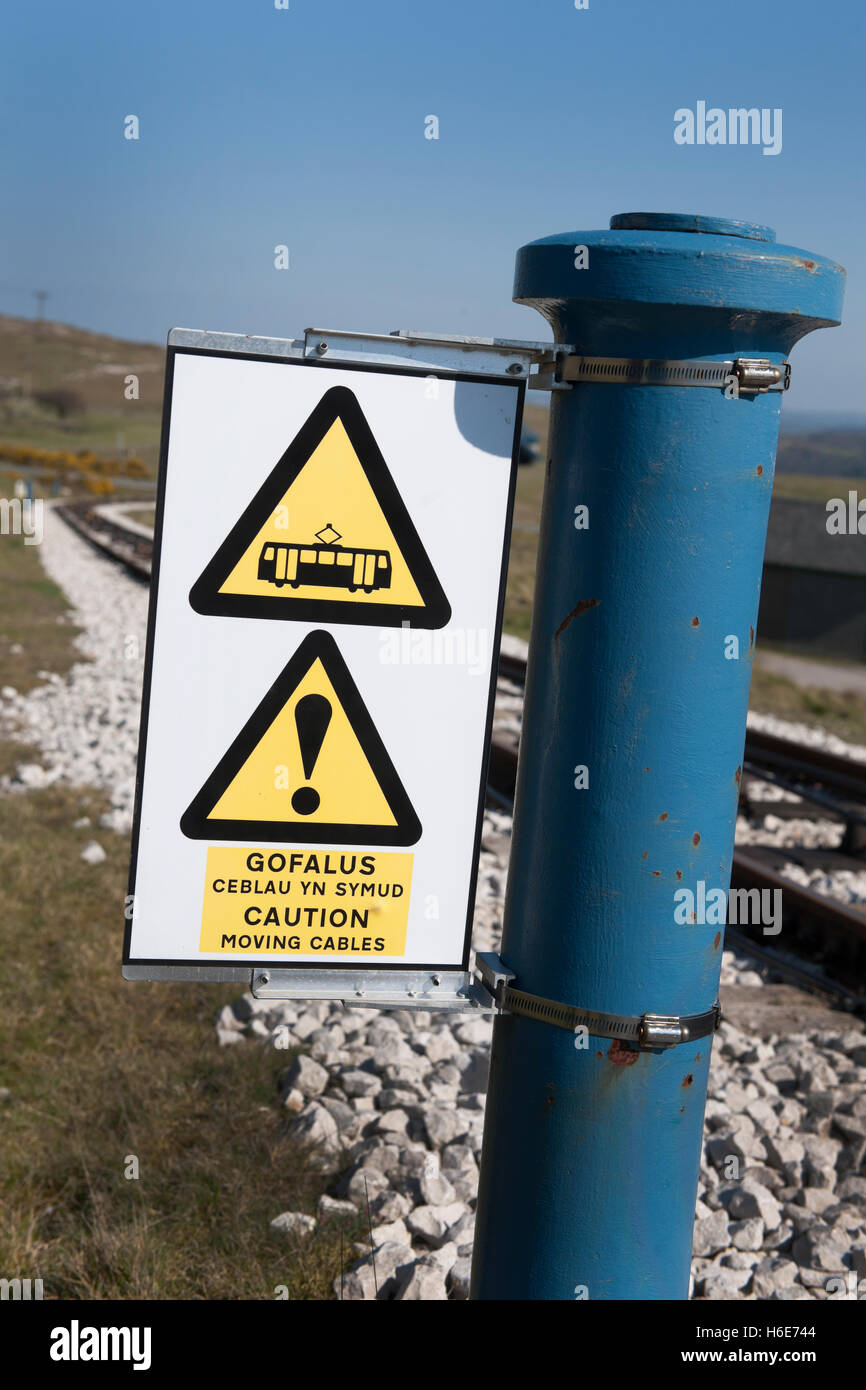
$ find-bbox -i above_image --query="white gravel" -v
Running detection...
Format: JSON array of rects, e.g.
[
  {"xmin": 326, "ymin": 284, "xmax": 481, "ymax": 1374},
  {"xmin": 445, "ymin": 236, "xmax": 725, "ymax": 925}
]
[
  {"xmin": 0, "ymin": 507, "xmax": 147, "ymax": 832},
  {"xmin": 747, "ymin": 708, "xmax": 866, "ymax": 765}
]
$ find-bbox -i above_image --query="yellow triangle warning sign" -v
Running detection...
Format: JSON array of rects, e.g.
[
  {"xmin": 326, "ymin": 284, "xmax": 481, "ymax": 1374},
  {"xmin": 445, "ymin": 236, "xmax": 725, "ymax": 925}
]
[
  {"xmin": 180, "ymin": 630, "xmax": 421, "ymax": 845},
  {"xmin": 188, "ymin": 386, "xmax": 450, "ymax": 629}
]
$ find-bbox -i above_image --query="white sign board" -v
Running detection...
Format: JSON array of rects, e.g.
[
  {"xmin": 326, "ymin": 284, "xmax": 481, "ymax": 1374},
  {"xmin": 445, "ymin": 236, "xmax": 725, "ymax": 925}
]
[{"xmin": 124, "ymin": 330, "xmax": 524, "ymax": 991}]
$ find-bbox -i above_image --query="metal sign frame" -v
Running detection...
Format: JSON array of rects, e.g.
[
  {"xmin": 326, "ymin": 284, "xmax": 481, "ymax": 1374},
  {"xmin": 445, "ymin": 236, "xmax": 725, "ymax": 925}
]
[{"xmin": 123, "ymin": 326, "xmax": 532, "ymax": 1003}]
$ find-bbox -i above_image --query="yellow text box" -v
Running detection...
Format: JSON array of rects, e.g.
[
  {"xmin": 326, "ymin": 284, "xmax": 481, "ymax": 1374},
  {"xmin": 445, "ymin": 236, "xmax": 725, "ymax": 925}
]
[{"xmin": 199, "ymin": 846, "xmax": 413, "ymax": 957}]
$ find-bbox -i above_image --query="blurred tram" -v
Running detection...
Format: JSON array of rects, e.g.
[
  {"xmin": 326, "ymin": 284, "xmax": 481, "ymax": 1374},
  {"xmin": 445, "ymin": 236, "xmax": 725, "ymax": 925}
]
[{"xmin": 258, "ymin": 539, "xmax": 392, "ymax": 593}]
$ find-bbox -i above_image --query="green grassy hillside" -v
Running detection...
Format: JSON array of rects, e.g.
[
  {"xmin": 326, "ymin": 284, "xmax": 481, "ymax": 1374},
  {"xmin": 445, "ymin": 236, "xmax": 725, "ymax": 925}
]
[{"xmin": 0, "ymin": 314, "xmax": 164, "ymax": 472}]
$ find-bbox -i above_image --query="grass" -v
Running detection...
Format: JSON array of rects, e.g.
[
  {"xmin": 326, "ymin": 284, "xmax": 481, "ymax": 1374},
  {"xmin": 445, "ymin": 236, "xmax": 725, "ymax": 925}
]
[
  {"xmin": 0, "ymin": 313, "xmax": 164, "ymax": 475},
  {"xmin": 0, "ymin": 313, "xmax": 164, "ymax": 411},
  {"xmin": 123, "ymin": 506, "xmax": 156, "ymax": 530},
  {"xmin": 749, "ymin": 663, "xmax": 866, "ymax": 746},
  {"xmin": 0, "ymin": 531, "xmax": 361, "ymax": 1299},
  {"xmin": 0, "ymin": 412, "xmax": 162, "ymax": 464},
  {"xmin": 771, "ymin": 472, "xmax": 864, "ymax": 502},
  {"xmin": 778, "ymin": 428, "xmax": 866, "ymax": 479}
]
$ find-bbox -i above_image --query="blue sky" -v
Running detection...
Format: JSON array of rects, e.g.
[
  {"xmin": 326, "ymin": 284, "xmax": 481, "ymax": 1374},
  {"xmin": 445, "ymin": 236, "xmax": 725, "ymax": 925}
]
[{"xmin": 2, "ymin": 0, "xmax": 864, "ymax": 411}]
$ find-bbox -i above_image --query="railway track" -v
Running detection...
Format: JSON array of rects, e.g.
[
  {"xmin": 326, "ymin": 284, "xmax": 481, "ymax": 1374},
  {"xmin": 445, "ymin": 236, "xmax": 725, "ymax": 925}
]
[
  {"xmin": 59, "ymin": 499, "xmax": 866, "ymax": 1004},
  {"xmin": 55, "ymin": 499, "xmax": 153, "ymax": 580}
]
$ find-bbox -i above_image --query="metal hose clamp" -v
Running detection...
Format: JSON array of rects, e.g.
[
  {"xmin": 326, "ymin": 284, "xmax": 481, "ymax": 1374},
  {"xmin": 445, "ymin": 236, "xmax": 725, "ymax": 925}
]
[
  {"xmin": 557, "ymin": 355, "xmax": 790, "ymax": 394},
  {"xmin": 474, "ymin": 953, "xmax": 722, "ymax": 1051}
]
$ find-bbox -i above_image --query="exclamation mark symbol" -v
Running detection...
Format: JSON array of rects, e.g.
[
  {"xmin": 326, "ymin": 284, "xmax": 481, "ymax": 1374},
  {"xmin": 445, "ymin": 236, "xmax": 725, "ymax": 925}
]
[{"xmin": 291, "ymin": 693, "xmax": 332, "ymax": 815}]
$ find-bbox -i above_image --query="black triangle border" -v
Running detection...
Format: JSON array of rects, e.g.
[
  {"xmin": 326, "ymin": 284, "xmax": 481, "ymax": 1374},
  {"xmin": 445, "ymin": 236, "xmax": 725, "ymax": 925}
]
[
  {"xmin": 188, "ymin": 385, "xmax": 451, "ymax": 629},
  {"xmin": 180, "ymin": 630, "xmax": 422, "ymax": 845}
]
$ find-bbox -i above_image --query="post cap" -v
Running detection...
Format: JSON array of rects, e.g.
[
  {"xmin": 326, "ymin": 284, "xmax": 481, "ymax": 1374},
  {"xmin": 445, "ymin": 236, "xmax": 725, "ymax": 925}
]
[
  {"xmin": 513, "ymin": 211, "xmax": 845, "ymax": 350},
  {"xmin": 609, "ymin": 212, "xmax": 775, "ymax": 242}
]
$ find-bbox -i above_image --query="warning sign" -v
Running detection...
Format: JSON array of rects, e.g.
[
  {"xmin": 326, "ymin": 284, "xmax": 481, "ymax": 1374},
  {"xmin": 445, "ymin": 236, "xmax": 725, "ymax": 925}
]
[
  {"xmin": 181, "ymin": 630, "xmax": 421, "ymax": 845},
  {"xmin": 123, "ymin": 335, "xmax": 523, "ymax": 980},
  {"xmin": 188, "ymin": 385, "xmax": 451, "ymax": 629},
  {"xmin": 198, "ymin": 847, "xmax": 413, "ymax": 956}
]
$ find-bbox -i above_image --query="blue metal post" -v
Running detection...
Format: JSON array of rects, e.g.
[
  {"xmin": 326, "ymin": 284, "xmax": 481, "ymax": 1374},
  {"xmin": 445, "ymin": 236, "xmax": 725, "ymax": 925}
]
[{"xmin": 471, "ymin": 212, "xmax": 844, "ymax": 1300}]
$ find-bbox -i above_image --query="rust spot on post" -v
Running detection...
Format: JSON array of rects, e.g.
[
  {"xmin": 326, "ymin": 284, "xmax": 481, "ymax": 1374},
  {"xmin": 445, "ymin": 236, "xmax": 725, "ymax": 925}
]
[
  {"xmin": 676, "ymin": 869, "xmax": 682, "ymax": 880},
  {"xmin": 554, "ymin": 598, "xmax": 599, "ymax": 640},
  {"xmin": 642, "ymin": 851, "xmax": 648, "ymax": 859},
  {"xmin": 691, "ymin": 616, "xmax": 700, "ymax": 627},
  {"xmin": 659, "ymin": 812, "xmax": 668, "ymax": 821},
  {"xmin": 682, "ymin": 1074, "xmax": 694, "ymax": 1088},
  {"xmin": 734, "ymin": 765, "xmax": 741, "ymax": 785},
  {"xmin": 749, "ymin": 625, "xmax": 754, "ymax": 652},
  {"xmin": 608, "ymin": 1039, "xmax": 639, "ymax": 1067},
  {"xmin": 652, "ymin": 870, "xmax": 661, "ymax": 877},
  {"xmin": 713, "ymin": 931, "xmax": 721, "ymax": 950},
  {"xmin": 692, "ymin": 832, "xmax": 701, "ymax": 847},
  {"xmin": 756, "ymin": 465, "xmax": 763, "ymax": 476}
]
